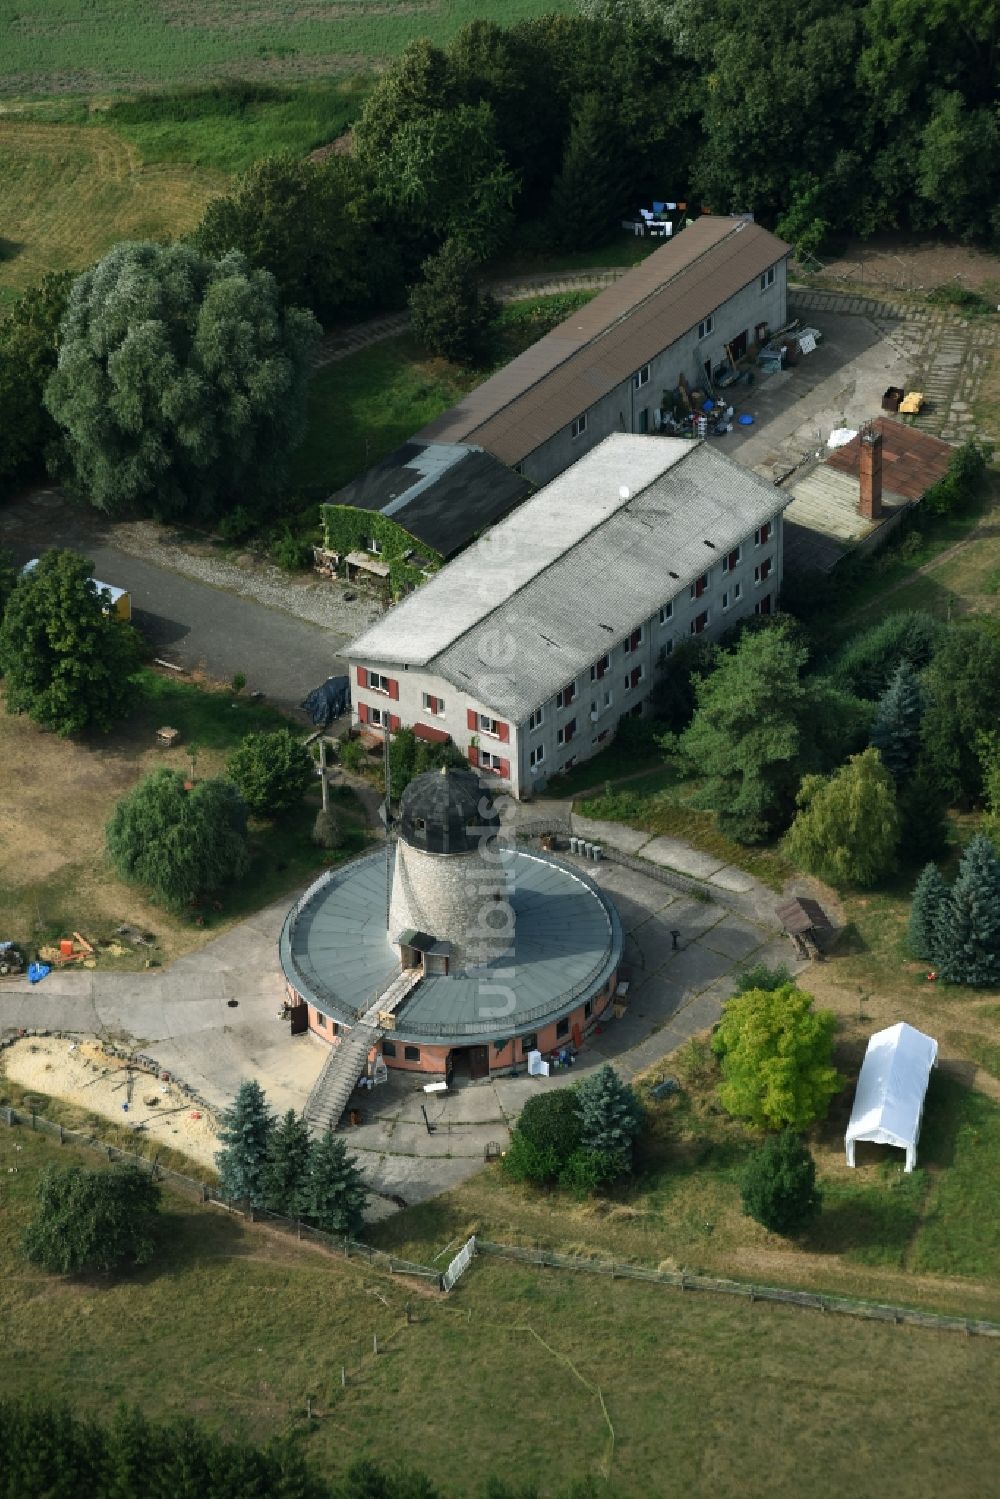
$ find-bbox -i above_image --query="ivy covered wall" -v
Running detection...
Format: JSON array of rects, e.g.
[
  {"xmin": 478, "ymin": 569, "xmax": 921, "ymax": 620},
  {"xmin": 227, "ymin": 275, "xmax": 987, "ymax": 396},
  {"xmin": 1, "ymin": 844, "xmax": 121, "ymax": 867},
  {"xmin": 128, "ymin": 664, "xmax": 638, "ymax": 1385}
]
[{"xmin": 319, "ymin": 504, "xmax": 443, "ymax": 595}]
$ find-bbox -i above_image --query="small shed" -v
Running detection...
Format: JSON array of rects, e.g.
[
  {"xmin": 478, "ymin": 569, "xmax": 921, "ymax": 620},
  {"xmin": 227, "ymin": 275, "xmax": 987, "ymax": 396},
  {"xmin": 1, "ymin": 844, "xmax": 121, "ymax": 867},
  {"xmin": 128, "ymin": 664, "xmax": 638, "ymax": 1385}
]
[
  {"xmin": 776, "ymin": 896, "xmax": 833, "ymax": 957},
  {"xmin": 845, "ymin": 1022, "xmax": 938, "ymax": 1173}
]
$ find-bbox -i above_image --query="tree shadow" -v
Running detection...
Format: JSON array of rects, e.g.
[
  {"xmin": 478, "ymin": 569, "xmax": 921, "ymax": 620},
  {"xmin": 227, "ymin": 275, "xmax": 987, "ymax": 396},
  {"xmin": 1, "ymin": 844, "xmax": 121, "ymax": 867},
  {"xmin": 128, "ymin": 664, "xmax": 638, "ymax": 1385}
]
[
  {"xmin": 805, "ymin": 1186, "xmax": 921, "ymax": 1264},
  {"xmin": 0, "ymin": 237, "xmax": 24, "ymax": 263}
]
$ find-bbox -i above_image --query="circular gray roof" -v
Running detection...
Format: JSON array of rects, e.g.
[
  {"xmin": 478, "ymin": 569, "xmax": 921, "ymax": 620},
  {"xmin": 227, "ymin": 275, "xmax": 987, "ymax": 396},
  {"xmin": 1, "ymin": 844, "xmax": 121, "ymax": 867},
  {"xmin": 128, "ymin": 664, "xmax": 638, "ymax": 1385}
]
[{"xmin": 398, "ymin": 767, "xmax": 499, "ymax": 854}]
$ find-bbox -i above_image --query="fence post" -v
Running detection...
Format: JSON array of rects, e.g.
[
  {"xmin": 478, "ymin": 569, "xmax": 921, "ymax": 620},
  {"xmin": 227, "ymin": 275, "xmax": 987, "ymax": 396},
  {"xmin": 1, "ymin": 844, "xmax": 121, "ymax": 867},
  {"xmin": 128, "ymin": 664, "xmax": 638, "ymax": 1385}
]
[
  {"xmin": 58, "ymin": 1123, "xmax": 64, "ymax": 1145},
  {"xmin": 32, "ymin": 1112, "xmax": 37, "ymax": 1131}
]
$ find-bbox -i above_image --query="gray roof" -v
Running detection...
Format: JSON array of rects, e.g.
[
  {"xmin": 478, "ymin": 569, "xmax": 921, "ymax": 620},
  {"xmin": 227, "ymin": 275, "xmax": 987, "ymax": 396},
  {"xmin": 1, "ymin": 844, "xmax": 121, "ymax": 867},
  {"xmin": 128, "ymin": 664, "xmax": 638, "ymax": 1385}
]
[
  {"xmin": 280, "ymin": 848, "xmax": 622, "ymax": 1045},
  {"xmin": 348, "ymin": 434, "xmax": 786, "ymax": 721},
  {"xmin": 418, "ymin": 217, "xmax": 790, "ymax": 466},
  {"xmin": 399, "ymin": 768, "xmax": 499, "ymax": 853}
]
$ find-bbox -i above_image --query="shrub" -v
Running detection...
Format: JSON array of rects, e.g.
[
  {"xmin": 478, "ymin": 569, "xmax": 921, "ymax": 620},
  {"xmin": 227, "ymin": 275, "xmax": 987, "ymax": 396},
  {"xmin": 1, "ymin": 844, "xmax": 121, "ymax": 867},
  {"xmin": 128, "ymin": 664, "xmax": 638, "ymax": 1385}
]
[
  {"xmin": 271, "ymin": 530, "xmax": 312, "ymax": 571},
  {"xmin": 312, "ymin": 808, "xmax": 345, "ymax": 848},
  {"xmin": 733, "ymin": 962, "xmax": 793, "ymax": 995},
  {"xmin": 408, "ymin": 238, "xmax": 497, "ymax": 365},
  {"xmin": 712, "ymin": 984, "xmax": 843, "ymax": 1131},
  {"xmin": 337, "ymin": 735, "xmax": 369, "ymax": 773},
  {"xmin": 106, "ymin": 770, "xmax": 250, "ymax": 908},
  {"xmin": 226, "ymin": 728, "xmax": 314, "ymax": 816},
  {"xmin": 22, "ymin": 1165, "xmax": 161, "ymax": 1275},
  {"xmin": 503, "ymin": 1090, "xmax": 582, "ymax": 1186},
  {"xmin": 559, "ymin": 1147, "xmax": 620, "ymax": 1199},
  {"xmin": 739, "ymin": 1132, "xmax": 822, "ymax": 1237}
]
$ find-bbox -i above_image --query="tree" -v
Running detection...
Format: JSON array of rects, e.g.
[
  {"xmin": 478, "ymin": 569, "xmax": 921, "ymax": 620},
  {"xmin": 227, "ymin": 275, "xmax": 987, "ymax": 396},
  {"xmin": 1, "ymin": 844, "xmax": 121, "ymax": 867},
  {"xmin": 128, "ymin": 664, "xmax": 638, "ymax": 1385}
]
[
  {"xmin": 783, "ymin": 748, "xmax": 899, "ymax": 888},
  {"xmin": 263, "ymin": 1109, "xmax": 312, "ymax": 1217},
  {"xmin": 680, "ymin": 622, "xmax": 869, "ymax": 843},
  {"xmin": 832, "ymin": 610, "xmax": 944, "ymax": 700},
  {"xmin": 216, "ymin": 1080, "xmax": 274, "ymax": 1207},
  {"xmin": 502, "ymin": 1089, "xmax": 582, "ymax": 1185},
  {"xmin": 305, "ymin": 1130, "xmax": 368, "ymax": 1236},
  {"xmin": 897, "ymin": 764, "xmax": 950, "ymax": 865},
  {"xmin": 547, "ymin": 91, "xmax": 630, "ymax": 250},
  {"xmin": 907, "ymin": 861, "xmax": 949, "ymax": 960},
  {"xmin": 739, "ymin": 1132, "xmax": 822, "ymax": 1237},
  {"xmin": 0, "ymin": 548, "xmax": 19, "ymax": 621},
  {"xmin": 870, "ymin": 661, "xmax": 924, "ymax": 780},
  {"xmin": 921, "ymin": 621, "xmax": 1000, "ymax": 803},
  {"xmin": 352, "ymin": 38, "xmax": 461, "ymax": 164},
  {"xmin": 408, "ymin": 239, "xmax": 497, "ymax": 365},
  {"xmin": 711, "ymin": 983, "xmax": 843, "ymax": 1132},
  {"xmin": 226, "ymin": 728, "xmax": 315, "ymax": 816},
  {"xmin": 388, "ymin": 726, "xmax": 466, "ymax": 798},
  {"xmin": 22, "ymin": 1165, "xmax": 161, "ymax": 1275},
  {"xmin": 0, "ymin": 549, "xmax": 141, "ymax": 736},
  {"xmin": 574, "ymin": 1064, "xmax": 643, "ymax": 1177},
  {"xmin": 44, "ymin": 241, "xmax": 319, "ymax": 523},
  {"xmin": 0, "ymin": 271, "xmax": 73, "ymax": 489},
  {"xmin": 935, "ymin": 834, "xmax": 1000, "ymax": 987},
  {"xmin": 195, "ymin": 154, "xmax": 374, "ymax": 325},
  {"xmin": 107, "ymin": 770, "xmax": 250, "ymax": 908}
]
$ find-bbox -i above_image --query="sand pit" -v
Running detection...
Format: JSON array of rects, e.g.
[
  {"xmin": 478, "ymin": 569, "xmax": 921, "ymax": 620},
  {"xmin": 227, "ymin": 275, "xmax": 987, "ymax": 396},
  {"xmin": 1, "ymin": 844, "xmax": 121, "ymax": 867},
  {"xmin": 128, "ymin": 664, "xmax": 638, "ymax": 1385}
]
[{"xmin": 2, "ymin": 1037, "xmax": 220, "ymax": 1170}]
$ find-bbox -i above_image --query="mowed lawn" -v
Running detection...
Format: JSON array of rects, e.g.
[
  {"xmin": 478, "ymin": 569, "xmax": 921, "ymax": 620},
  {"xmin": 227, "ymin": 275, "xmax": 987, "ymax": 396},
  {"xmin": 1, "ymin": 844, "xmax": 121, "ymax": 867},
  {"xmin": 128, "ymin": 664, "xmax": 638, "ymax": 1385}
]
[
  {"xmin": 0, "ymin": 120, "xmax": 225, "ymax": 296},
  {"xmin": 1, "ymin": 1127, "xmax": 998, "ymax": 1499},
  {"xmin": 1, "ymin": 0, "xmax": 574, "ymax": 97}
]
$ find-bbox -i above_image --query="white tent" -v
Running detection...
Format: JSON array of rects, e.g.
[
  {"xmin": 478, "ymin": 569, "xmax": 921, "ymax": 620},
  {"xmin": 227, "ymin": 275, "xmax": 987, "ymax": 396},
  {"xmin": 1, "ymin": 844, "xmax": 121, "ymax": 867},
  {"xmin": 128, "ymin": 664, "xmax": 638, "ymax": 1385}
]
[{"xmin": 845, "ymin": 1022, "xmax": 938, "ymax": 1172}]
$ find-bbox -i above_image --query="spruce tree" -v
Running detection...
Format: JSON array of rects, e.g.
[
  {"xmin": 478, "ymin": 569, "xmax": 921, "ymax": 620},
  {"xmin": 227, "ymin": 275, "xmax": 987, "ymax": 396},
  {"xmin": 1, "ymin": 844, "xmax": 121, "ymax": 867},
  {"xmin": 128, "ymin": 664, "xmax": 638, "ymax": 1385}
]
[
  {"xmin": 870, "ymin": 660, "xmax": 924, "ymax": 780},
  {"xmin": 305, "ymin": 1130, "xmax": 368, "ymax": 1236},
  {"xmin": 263, "ymin": 1110, "xmax": 313, "ymax": 1217},
  {"xmin": 907, "ymin": 862, "xmax": 950, "ymax": 960},
  {"xmin": 215, "ymin": 1080, "xmax": 274, "ymax": 1207},
  {"xmin": 936, "ymin": 834, "xmax": 1000, "ymax": 986},
  {"xmin": 739, "ymin": 1132, "xmax": 821, "ymax": 1237},
  {"xmin": 547, "ymin": 92, "xmax": 630, "ymax": 251},
  {"xmin": 574, "ymin": 1064, "xmax": 643, "ymax": 1177}
]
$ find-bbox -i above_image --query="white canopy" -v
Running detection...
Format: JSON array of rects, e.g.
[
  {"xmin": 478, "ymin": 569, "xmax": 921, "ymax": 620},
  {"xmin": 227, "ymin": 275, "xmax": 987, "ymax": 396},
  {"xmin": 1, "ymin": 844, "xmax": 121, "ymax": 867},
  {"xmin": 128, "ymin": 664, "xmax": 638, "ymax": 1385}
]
[{"xmin": 845, "ymin": 1022, "xmax": 938, "ymax": 1172}]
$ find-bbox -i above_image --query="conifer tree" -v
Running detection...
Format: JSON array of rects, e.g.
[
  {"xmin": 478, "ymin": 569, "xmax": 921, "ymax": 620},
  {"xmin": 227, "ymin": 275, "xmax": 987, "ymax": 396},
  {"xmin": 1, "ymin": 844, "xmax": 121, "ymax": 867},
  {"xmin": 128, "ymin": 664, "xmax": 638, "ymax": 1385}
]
[
  {"xmin": 305, "ymin": 1130, "xmax": 368, "ymax": 1237},
  {"xmin": 739, "ymin": 1131, "xmax": 821, "ymax": 1237},
  {"xmin": 263, "ymin": 1110, "xmax": 313, "ymax": 1217},
  {"xmin": 935, "ymin": 834, "xmax": 1000, "ymax": 986},
  {"xmin": 870, "ymin": 660, "xmax": 924, "ymax": 780},
  {"xmin": 574, "ymin": 1064, "xmax": 643, "ymax": 1176},
  {"xmin": 215, "ymin": 1080, "xmax": 274, "ymax": 1207},
  {"xmin": 907, "ymin": 862, "xmax": 949, "ymax": 960},
  {"xmin": 547, "ymin": 91, "xmax": 630, "ymax": 250}
]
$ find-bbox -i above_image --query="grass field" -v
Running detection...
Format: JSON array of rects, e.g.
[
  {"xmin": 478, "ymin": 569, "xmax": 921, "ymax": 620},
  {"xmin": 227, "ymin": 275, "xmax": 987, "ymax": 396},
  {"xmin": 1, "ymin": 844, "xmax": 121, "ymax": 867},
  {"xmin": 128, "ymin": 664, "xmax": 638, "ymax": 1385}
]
[
  {"xmin": 2, "ymin": 1125, "xmax": 999, "ymax": 1498},
  {"xmin": 0, "ymin": 669, "xmax": 369, "ymax": 967},
  {"xmin": 1, "ymin": 0, "xmax": 573, "ymax": 98},
  {"xmin": 0, "ymin": 118, "xmax": 224, "ymax": 297}
]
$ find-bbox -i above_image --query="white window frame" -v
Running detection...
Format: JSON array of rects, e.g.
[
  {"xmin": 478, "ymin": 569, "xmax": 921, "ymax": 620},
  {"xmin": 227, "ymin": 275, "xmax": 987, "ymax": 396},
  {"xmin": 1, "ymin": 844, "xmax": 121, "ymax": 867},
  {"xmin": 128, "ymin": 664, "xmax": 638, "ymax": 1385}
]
[
  {"xmin": 367, "ymin": 536, "xmax": 383, "ymax": 555},
  {"xmin": 659, "ymin": 601, "xmax": 673, "ymax": 625},
  {"xmin": 722, "ymin": 545, "xmax": 741, "ymax": 574},
  {"xmin": 754, "ymin": 558, "xmax": 772, "ymax": 586},
  {"xmin": 689, "ymin": 573, "xmax": 709, "ymax": 601},
  {"xmin": 603, "ymin": 688, "xmax": 614, "ymax": 709},
  {"xmin": 690, "ymin": 610, "xmax": 710, "ymax": 636},
  {"xmin": 698, "ymin": 315, "xmax": 714, "ymax": 340},
  {"xmin": 589, "ymin": 654, "xmax": 611, "ymax": 682},
  {"xmin": 624, "ymin": 626, "xmax": 644, "ymax": 655},
  {"xmin": 529, "ymin": 743, "xmax": 545, "ymax": 771},
  {"xmin": 556, "ymin": 682, "xmax": 577, "ymax": 709},
  {"xmin": 760, "ymin": 266, "xmax": 776, "ymax": 291},
  {"xmin": 369, "ymin": 706, "xmax": 389, "ymax": 729},
  {"xmin": 527, "ymin": 706, "xmax": 544, "ymax": 732},
  {"xmin": 660, "ymin": 638, "xmax": 674, "ymax": 660},
  {"xmin": 755, "ymin": 521, "xmax": 772, "ymax": 547},
  {"xmin": 369, "ymin": 671, "xmax": 391, "ymax": 695},
  {"xmin": 479, "ymin": 713, "xmax": 501, "ymax": 738},
  {"xmin": 480, "ymin": 748, "xmax": 503, "ymax": 772},
  {"xmin": 422, "ymin": 691, "xmax": 445, "ymax": 716},
  {"xmin": 571, "ymin": 413, "xmax": 588, "ymax": 440},
  {"xmin": 624, "ymin": 665, "xmax": 644, "ymax": 693},
  {"xmin": 557, "ymin": 719, "xmax": 577, "ymax": 747},
  {"xmin": 633, "ymin": 364, "xmax": 650, "ymax": 389}
]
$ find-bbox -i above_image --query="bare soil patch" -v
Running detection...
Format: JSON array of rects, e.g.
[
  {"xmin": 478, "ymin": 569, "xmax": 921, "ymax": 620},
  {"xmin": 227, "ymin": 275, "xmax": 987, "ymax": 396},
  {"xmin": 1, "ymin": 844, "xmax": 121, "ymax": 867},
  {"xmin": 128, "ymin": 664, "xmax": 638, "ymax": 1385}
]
[{"xmin": 810, "ymin": 236, "xmax": 1000, "ymax": 297}]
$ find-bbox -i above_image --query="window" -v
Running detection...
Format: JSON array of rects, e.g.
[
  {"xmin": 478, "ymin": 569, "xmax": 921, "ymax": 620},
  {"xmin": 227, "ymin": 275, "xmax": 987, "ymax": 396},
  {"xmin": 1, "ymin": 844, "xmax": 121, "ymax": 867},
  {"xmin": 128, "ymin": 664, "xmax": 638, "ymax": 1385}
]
[
  {"xmin": 690, "ymin": 610, "xmax": 709, "ymax": 635},
  {"xmin": 479, "ymin": 713, "xmax": 502, "ymax": 737},
  {"xmin": 528, "ymin": 706, "xmax": 544, "ymax": 731},
  {"xmin": 633, "ymin": 364, "xmax": 650, "ymax": 389},
  {"xmin": 413, "ymin": 817, "xmax": 426, "ymax": 832},
  {"xmin": 556, "ymin": 1017, "xmax": 570, "ymax": 1039},
  {"xmin": 369, "ymin": 706, "xmax": 389, "ymax": 729},
  {"xmin": 403, "ymin": 1045, "xmax": 420, "ymax": 1062},
  {"xmin": 367, "ymin": 536, "xmax": 383, "ymax": 555},
  {"xmin": 422, "ymin": 691, "xmax": 445, "ymax": 716},
  {"xmin": 590, "ymin": 654, "xmax": 611, "ymax": 681},
  {"xmin": 563, "ymin": 755, "xmax": 577, "ymax": 770},
  {"xmin": 603, "ymin": 688, "xmax": 614, "ymax": 709},
  {"xmin": 624, "ymin": 665, "xmax": 643, "ymax": 692},
  {"xmin": 658, "ymin": 640, "xmax": 674, "ymax": 663},
  {"xmin": 369, "ymin": 671, "xmax": 392, "ymax": 694},
  {"xmin": 698, "ymin": 315, "xmax": 714, "ymax": 339},
  {"xmin": 571, "ymin": 413, "xmax": 588, "ymax": 440},
  {"xmin": 755, "ymin": 594, "xmax": 772, "ymax": 616},
  {"xmin": 557, "ymin": 718, "xmax": 577, "ymax": 746},
  {"xmin": 480, "ymin": 749, "xmax": 504, "ymax": 772},
  {"xmin": 722, "ymin": 581, "xmax": 742, "ymax": 610},
  {"xmin": 760, "ymin": 266, "xmax": 776, "ymax": 291},
  {"xmin": 624, "ymin": 627, "xmax": 643, "ymax": 654},
  {"xmin": 754, "ymin": 520, "xmax": 772, "ymax": 546},
  {"xmin": 529, "ymin": 744, "xmax": 545, "ymax": 771},
  {"xmin": 722, "ymin": 546, "xmax": 741, "ymax": 573},
  {"xmin": 521, "ymin": 1033, "xmax": 538, "ymax": 1054},
  {"xmin": 659, "ymin": 601, "xmax": 673, "ymax": 625},
  {"xmin": 689, "ymin": 573, "xmax": 708, "ymax": 600},
  {"xmin": 584, "ymin": 999, "xmax": 593, "ymax": 1019},
  {"xmin": 556, "ymin": 682, "xmax": 577, "ymax": 709},
  {"xmin": 381, "ymin": 1040, "xmax": 397, "ymax": 1058},
  {"xmin": 754, "ymin": 557, "xmax": 772, "ymax": 585}
]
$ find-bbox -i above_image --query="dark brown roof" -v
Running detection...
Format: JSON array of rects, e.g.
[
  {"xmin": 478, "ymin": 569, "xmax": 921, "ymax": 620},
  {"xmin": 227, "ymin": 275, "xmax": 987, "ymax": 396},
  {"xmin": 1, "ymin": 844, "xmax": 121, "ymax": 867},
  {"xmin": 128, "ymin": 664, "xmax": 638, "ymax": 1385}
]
[
  {"xmin": 418, "ymin": 217, "xmax": 790, "ymax": 467},
  {"xmin": 776, "ymin": 897, "xmax": 833, "ymax": 935},
  {"xmin": 824, "ymin": 418, "xmax": 953, "ymax": 501}
]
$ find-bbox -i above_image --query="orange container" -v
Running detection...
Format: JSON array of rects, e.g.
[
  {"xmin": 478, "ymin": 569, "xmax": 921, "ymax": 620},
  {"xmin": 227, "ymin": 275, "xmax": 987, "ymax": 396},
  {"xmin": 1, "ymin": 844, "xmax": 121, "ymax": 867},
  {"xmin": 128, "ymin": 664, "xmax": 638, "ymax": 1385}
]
[{"xmin": 59, "ymin": 939, "xmax": 74, "ymax": 957}]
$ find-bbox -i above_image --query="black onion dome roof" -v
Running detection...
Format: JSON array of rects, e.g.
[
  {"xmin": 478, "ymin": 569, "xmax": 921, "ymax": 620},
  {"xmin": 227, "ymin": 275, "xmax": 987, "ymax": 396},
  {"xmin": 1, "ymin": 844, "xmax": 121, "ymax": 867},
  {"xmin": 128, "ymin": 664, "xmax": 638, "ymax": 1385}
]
[{"xmin": 398, "ymin": 768, "xmax": 499, "ymax": 853}]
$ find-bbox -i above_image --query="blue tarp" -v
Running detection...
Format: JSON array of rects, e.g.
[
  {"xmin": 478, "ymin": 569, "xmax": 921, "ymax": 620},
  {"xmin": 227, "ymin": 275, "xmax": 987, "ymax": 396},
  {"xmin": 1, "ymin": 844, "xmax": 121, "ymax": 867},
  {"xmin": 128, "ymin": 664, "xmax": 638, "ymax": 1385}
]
[
  {"xmin": 301, "ymin": 675, "xmax": 351, "ymax": 728},
  {"xmin": 27, "ymin": 962, "xmax": 50, "ymax": 984}
]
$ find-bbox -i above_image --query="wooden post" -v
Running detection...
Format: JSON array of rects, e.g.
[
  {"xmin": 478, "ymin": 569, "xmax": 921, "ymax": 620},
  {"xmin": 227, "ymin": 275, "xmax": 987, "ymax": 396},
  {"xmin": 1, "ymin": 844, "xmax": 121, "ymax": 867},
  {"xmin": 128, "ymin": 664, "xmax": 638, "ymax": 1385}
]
[
  {"xmin": 319, "ymin": 736, "xmax": 329, "ymax": 814},
  {"xmin": 373, "ymin": 1333, "xmax": 379, "ymax": 1356},
  {"xmin": 341, "ymin": 1367, "xmax": 347, "ymax": 1387}
]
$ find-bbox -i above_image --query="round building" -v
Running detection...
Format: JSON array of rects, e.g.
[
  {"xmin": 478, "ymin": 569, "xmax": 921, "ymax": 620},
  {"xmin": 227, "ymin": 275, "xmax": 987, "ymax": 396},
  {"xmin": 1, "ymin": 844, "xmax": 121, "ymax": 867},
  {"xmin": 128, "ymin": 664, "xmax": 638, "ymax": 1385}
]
[{"xmin": 279, "ymin": 768, "xmax": 622, "ymax": 1078}]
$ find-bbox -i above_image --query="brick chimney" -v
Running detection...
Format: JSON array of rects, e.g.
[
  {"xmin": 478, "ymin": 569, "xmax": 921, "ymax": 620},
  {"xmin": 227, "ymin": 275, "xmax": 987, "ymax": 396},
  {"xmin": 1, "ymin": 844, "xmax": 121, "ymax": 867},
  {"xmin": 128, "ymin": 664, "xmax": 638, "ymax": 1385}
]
[{"xmin": 859, "ymin": 426, "xmax": 883, "ymax": 519}]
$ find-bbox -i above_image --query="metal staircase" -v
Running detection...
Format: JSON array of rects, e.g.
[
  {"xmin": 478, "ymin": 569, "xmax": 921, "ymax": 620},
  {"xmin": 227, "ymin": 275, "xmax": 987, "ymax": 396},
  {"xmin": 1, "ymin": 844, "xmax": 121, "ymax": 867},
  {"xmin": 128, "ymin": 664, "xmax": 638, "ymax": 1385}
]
[{"xmin": 303, "ymin": 968, "xmax": 423, "ymax": 1135}]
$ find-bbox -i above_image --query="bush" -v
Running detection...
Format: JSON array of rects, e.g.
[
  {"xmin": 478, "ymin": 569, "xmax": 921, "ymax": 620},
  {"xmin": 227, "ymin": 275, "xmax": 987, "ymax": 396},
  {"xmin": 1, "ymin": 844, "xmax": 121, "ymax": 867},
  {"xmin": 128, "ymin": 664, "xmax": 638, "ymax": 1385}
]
[
  {"xmin": 408, "ymin": 238, "xmax": 497, "ymax": 365},
  {"xmin": 503, "ymin": 1090, "xmax": 582, "ymax": 1185},
  {"xmin": 226, "ymin": 728, "xmax": 314, "ymax": 816},
  {"xmin": 337, "ymin": 735, "xmax": 369, "ymax": 773},
  {"xmin": 558, "ymin": 1147, "xmax": 619, "ymax": 1199},
  {"xmin": 106, "ymin": 769, "xmax": 250, "ymax": 908},
  {"xmin": 733, "ymin": 962, "xmax": 793, "ymax": 995},
  {"xmin": 712, "ymin": 983, "xmax": 843, "ymax": 1131},
  {"xmin": 739, "ymin": 1132, "xmax": 822, "ymax": 1237},
  {"xmin": 22, "ymin": 1165, "xmax": 162, "ymax": 1275},
  {"xmin": 271, "ymin": 530, "xmax": 313, "ymax": 571},
  {"xmin": 831, "ymin": 611, "xmax": 944, "ymax": 699},
  {"xmin": 312, "ymin": 808, "xmax": 345, "ymax": 848}
]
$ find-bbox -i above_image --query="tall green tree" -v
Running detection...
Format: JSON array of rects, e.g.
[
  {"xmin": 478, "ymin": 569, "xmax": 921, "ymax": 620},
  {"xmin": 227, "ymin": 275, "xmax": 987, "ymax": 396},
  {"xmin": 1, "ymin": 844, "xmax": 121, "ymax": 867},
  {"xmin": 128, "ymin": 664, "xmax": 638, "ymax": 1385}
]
[
  {"xmin": 0, "ymin": 547, "xmax": 21, "ymax": 622},
  {"xmin": 921, "ymin": 622, "xmax": 1000, "ymax": 803},
  {"xmin": 0, "ymin": 271, "xmax": 73, "ymax": 490},
  {"xmin": 0, "ymin": 549, "xmax": 141, "ymax": 736},
  {"xmin": 107, "ymin": 770, "xmax": 250, "ymax": 908},
  {"xmin": 305, "ymin": 1130, "xmax": 368, "ymax": 1236},
  {"xmin": 574, "ymin": 1064, "xmax": 644, "ymax": 1176},
  {"xmin": 22, "ymin": 1165, "xmax": 161, "ymax": 1276},
  {"xmin": 264, "ymin": 1110, "xmax": 313, "ymax": 1217},
  {"xmin": 44, "ymin": 241, "xmax": 319, "ymax": 523},
  {"xmin": 936, "ymin": 834, "xmax": 1000, "ymax": 986},
  {"xmin": 907, "ymin": 861, "xmax": 950, "ymax": 961},
  {"xmin": 216, "ymin": 1080, "xmax": 274, "ymax": 1207},
  {"xmin": 226, "ymin": 728, "xmax": 315, "ymax": 816},
  {"xmin": 784, "ymin": 748, "xmax": 900, "ymax": 888},
  {"xmin": 832, "ymin": 610, "xmax": 944, "ymax": 700},
  {"xmin": 739, "ymin": 1132, "xmax": 822, "ymax": 1237},
  {"xmin": 352, "ymin": 39, "xmax": 461, "ymax": 163},
  {"xmin": 547, "ymin": 92, "xmax": 630, "ymax": 250},
  {"xmin": 870, "ymin": 661, "xmax": 924, "ymax": 780},
  {"xmin": 712, "ymin": 983, "xmax": 843, "ymax": 1131},
  {"xmin": 502, "ymin": 1090, "xmax": 582, "ymax": 1185},
  {"xmin": 408, "ymin": 239, "xmax": 497, "ymax": 365}
]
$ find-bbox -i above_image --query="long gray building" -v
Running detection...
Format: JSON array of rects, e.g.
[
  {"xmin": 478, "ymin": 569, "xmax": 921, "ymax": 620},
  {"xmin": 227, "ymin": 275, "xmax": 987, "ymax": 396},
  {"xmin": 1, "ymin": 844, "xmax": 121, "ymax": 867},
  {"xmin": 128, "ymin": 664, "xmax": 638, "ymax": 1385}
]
[
  {"xmin": 417, "ymin": 216, "xmax": 790, "ymax": 488},
  {"xmin": 347, "ymin": 435, "xmax": 788, "ymax": 799}
]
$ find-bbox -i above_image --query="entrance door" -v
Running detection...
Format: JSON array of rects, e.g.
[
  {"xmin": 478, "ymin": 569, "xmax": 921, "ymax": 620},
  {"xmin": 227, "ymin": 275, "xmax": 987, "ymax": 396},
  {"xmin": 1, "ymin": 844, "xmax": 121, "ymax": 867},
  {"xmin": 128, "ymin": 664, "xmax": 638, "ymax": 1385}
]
[
  {"xmin": 469, "ymin": 1045, "xmax": 489, "ymax": 1080},
  {"xmin": 730, "ymin": 330, "xmax": 748, "ymax": 361},
  {"xmin": 290, "ymin": 1003, "xmax": 308, "ymax": 1035}
]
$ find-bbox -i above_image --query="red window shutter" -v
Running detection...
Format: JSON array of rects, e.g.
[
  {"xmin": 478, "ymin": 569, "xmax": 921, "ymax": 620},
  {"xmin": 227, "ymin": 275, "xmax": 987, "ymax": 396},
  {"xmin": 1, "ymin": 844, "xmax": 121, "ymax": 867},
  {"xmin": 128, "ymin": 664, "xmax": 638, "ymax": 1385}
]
[
  {"xmin": 696, "ymin": 578, "xmax": 705, "ymax": 599},
  {"xmin": 467, "ymin": 708, "xmax": 477, "ymax": 732},
  {"xmin": 729, "ymin": 549, "xmax": 739, "ymax": 571},
  {"xmin": 357, "ymin": 666, "xmax": 368, "ymax": 688},
  {"xmin": 428, "ymin": 695, "xmax": 437, "ymax": 714},
  {"xmin": 468, "ymin": 745, "xmax": 479, "ymax": 767},
  {"xmin": 499, "ymin": 758, "xmax": 510, "ymax": 779},
  {"xmin": 498, "ymin": 721, "xmax": 510, "ymax": 743},
  {"xmin": 630, "ymin": 629, "xmax": 640, "ymax": 651},
  {"xmin": 389, "ymin": 714, "xmax": 401, "ymax": 732},
  {"xmin": 565, "ymin": 721, "xmax": 574, "ymax": 743},
  {"xmin": 358, "ymin": 702, "xmax": 369, "ymax": 725},
  {"xmin": 387, "ymin": 678, "xmax": 399, "ymax": 701}
]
